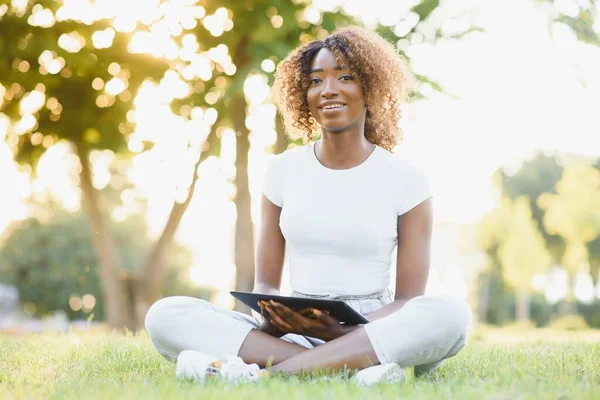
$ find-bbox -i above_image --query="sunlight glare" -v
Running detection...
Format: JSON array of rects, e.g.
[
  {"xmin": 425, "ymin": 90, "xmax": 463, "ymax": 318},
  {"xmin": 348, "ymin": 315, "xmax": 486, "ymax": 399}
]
[
  {"xmin": 189, "ymin": 53, "xmax": 212, "ymax": 81},
  {"xmin": 113, "ymin": 16, "xmax": 137, "ymax": 33},
  {"xmin": 243, "ymin": 74, "xmax": 269, "ymax": 104},
  {"xmin": 261, "ymin": 59, "xmax": 276, "ymax": 73},
  {"xmin": 34, "ymin": 142, "xmax": 81, "ymax": 213},
  {"xmin": 55, "ymin": 1, "xmax": 95, "ymax": 25},
  {"xmin": 19, "ymin": 90, "xmax": 45, "ymax": 116},
  {"xmin": 92, "ymin": 28, "xmax": 116, "ymax": 49},
  {"xmin": 159, "ymin": 70, "xmax": 190, "ymax": 101},
  {"xmin": 0, "ymin": 114, "xmax": 9, "ymax": 141},
  {"xmin": 95, "ymin": 0, "xmax": 161, "ymax": 23},
  {"xmin": 11, "ymin": 0, "xmax": 28, "ymax": 15},
  {"xmin": 313, "ymin": 0, "xmax": 346, "ymax": 13},
  {"xmin": 0, "ymin": 142, "xmax": 29, "ymax": 211},
  {"xmin": 203, "ymin": 107, "xmax": 218, "ymax": 125},
  {"xmin": 127, "ymin": 139, "xmax": 144, "ymax": 153},
  {"xmin": 13, "ymin": 115, "xmax": 36, "ymax": 135},
  {"xmin": 28, "ymin": 5, "xmax": 55, "ymax": 28},
  {"xmin": 105, "ymin": 78, "xmax": 127, "ymax": 96},
  {"xmin": 128, "ymin": 32, "xmax": 181, "ymax": 59},
  {"xmin": 202, "ymin": 7, "xmax": 232, "ymax": 37},
  {"xmin": 301, "ymin": 7, "xmax": 322, "ymax": 25},
  {"xmin": 58, "ymin": 32, "xmax": 86, "ymax": 53}
]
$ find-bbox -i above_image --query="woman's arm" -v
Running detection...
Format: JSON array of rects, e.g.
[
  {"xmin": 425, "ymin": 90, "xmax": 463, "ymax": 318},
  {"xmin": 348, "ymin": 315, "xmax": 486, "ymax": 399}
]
[
  {"xmin": 363, "ymin": 197, "xmax": 433, "ymax": 322},
  {"xmin": 253, "ymin": 195, "xmax": 286, "ymax": 295}
]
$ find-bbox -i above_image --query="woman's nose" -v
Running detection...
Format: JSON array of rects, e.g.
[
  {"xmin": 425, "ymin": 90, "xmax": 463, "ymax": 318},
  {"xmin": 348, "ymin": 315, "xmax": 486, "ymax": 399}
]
[{"xmin": 321, "ymin": 77, "xmax": 339, "ymax": 97}]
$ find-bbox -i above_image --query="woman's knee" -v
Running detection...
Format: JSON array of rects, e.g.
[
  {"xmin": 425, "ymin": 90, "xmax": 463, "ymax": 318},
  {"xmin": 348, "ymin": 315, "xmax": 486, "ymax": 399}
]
[
  {"xmin": 145, "ymin": 296, "xmax": 212, "ymax": 343},
  {"xmin": 408, "ymin": 295, "xmax": 472, "ymax": 339}
]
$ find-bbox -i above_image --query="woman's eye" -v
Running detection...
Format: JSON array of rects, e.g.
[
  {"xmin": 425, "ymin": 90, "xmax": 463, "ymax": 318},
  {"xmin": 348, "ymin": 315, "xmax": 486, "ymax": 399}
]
[
  {"xmin": 310, "ymin": 78, "xmax": 321, "ymax": 84},
  {"xmin": 340, "ymin": 75, "xmax": 354, "ymax": 81}
]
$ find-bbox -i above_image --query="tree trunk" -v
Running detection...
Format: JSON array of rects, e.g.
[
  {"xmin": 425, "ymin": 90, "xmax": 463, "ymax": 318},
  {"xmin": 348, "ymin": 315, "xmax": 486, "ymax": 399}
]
[
  {"xmin": 232, "ymin": 94, "xmax": 255, "ymax": 313},
  {"xmin": 515, "ymin": 288, "xmax": 530, "ymax": 321},
  {"xmin": 230, "ymin": 34, "xmax": 255, "ymax": 313},
  {"xmin": 590, "ymin": 259, "xmax": 600, "ymax": 287},
  {"xmin": 477, "ymin": 273, "xmax": 490, "ymax": 323},
  {"xmin": 76, "ymin": 143, "xmax": 128, "ymax": 329},
  {"xmin": 559, "ymin": 274, "xmax": 579, "ymax": 315}
]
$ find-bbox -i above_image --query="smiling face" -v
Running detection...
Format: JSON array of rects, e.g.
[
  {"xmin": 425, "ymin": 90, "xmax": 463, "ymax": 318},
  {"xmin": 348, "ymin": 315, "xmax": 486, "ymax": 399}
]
[{"xmin": 307, "ymin": 48, "xmax": 366, "ymax": 134}]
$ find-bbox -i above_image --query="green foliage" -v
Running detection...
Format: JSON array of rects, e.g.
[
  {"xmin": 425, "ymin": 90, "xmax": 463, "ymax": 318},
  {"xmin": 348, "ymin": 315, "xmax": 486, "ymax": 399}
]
[
  {"xmin": 539, "ymin": 161, "xmax": 600, "ymax": 277},
  {"xmin": 498, "ymin": 153, "xmax": 566, "ymax": 261},
  {"xmin": 547, "ymin": 315, "xmax": 590, "ymax": 331},
  {"xmin": 412, "ymin": 0, "xmax": 440, "ymax": 21},
  {"xmin": 497, "ymin": 197, "xmax": 551, "ymax": 290},
  {"xmin": 479, "ymin": 276, "xmax": 600, "ymax": 328},
  {"xmin": 478, "ymin": 270, "xmax": 511, "ymax": 325},
  {"xmin": 0, "ymin": 212, "xmax": 201, "ymax": 320},
  {"xmin": 547, "ymin": 0, "xmax": 600, "ymax": 47},
  {"xmin": 479, "ymin": 153, "xmax": 600, "ymax": 323},
  {"xmin": 0, "ymin": 1, "xmax": 169, "ymax": 168}
]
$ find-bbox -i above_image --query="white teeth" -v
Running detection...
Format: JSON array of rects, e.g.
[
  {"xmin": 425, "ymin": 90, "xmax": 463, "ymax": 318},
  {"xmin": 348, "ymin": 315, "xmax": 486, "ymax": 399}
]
[{"xmin": 322, "ymin": 104, "xmax": 344, "ymax": 109}]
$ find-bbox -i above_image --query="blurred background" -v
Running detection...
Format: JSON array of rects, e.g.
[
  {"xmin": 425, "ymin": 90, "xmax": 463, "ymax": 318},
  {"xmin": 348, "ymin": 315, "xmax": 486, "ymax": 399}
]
[{"xmin": 0, "ymin": 0, "xmax": 599, "ymax": 334}]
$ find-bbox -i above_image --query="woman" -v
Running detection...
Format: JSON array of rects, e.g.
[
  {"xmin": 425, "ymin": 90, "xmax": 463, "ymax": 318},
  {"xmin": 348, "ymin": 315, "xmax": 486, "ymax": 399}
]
[{"xmin": 145, "ymin": 26, "xmax": 472, "ymax": 385}]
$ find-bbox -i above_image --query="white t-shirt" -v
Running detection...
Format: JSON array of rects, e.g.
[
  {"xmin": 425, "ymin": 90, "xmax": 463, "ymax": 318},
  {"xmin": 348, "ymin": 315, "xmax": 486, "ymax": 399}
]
[{"xmin": 262, "ymin": 140, "xmax": 432, "ymax": 296}]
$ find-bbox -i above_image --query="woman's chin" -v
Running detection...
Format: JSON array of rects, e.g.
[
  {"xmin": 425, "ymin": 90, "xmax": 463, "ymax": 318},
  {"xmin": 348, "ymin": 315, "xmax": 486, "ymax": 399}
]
[{"xmin": 320, "ymin": 124, "xmax": 349, "ymax": 134}]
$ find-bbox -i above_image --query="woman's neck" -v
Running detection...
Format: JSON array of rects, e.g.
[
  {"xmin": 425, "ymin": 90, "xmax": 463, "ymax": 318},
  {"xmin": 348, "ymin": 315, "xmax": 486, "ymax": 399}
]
[{"xmin": 315, "ymin": 132, "xmax": 375, "ymax": 170}]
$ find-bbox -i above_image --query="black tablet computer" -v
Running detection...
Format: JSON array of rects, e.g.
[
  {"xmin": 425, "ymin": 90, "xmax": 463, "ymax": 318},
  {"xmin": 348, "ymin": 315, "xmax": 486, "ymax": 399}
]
[{"xmin": 230, "ymin": 291, "xmax": 369, "ymax": 325}]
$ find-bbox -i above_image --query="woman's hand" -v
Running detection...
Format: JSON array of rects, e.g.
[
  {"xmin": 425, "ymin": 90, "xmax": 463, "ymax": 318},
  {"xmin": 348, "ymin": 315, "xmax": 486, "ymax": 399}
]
[
  {"xmin": 257, "ymin": 300, "xmax": 319, "ymax": 338},
  {"xmin": 257, "ymin": 301, "xmax": 286, "ymax": 338},
  {"xmin": 259, "ymin": 300, "xmax": 360, "ymax": 342}
]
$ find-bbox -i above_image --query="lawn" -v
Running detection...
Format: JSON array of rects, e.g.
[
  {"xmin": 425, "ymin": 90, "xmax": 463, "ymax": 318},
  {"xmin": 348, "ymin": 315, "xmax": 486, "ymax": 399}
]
[{"xmin": 1, "ymin": 326, "xmax": 599, "ymax": 399}]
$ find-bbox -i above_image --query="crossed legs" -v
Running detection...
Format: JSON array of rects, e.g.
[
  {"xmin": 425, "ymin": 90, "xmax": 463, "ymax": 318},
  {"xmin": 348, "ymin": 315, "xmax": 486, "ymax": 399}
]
[{"xmin": 145, "ymin": 295, "xmax": 471, "ymax": 375}]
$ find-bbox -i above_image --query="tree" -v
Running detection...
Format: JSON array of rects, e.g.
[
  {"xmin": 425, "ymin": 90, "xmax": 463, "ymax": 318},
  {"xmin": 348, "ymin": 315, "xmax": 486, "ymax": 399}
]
[
  {"xmin": 497, "ymin": 197, "xmax": 552, "ymax": 321},
  {"xmin": 498, "ymin": 153, "xmax": 566, "ymax": 262},
  {"xmin": 476, "ymin": 195, "xmax": 551, "ymax": 322},
  {"xmin": 499, "ymin": 152, "xmax": 600, "ymax": 285},
  {"xmin": 476, "ymin": 195, "xmax": 513, "ymax": 324},
  {"xmin": 589, "ymin": 157, "xmax": 600, "ymax": 285},
  {"xmin": 539, "ymin": 161, "xmax": 600, "ymax": 312},
  {"xmin": 0, "ymin": 0, "xmax": 211, "ymax": 329}
]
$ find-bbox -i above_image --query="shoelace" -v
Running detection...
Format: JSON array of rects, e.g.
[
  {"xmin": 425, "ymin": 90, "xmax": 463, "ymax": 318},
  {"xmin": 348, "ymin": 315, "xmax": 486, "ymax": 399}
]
[{"xmin": 208, "ymin": 355, "xmax": 262, "ymax": 383}]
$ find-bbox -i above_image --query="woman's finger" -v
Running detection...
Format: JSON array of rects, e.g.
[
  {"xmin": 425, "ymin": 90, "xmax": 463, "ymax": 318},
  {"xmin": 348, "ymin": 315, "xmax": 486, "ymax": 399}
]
[
  {"xmin": 269, "ymin": 304, "xmax": 320, "ymax": 332},
  {"xmin": 269, "ymin": 309, "xmax": 295, "ymax": 332},
  {"xmin": 313, "ymin": 309, "xmax": 339, "ymax": 325},
  {"xmin": 298, "ymin": 308, "xmax": 319, "ymax": 319}
]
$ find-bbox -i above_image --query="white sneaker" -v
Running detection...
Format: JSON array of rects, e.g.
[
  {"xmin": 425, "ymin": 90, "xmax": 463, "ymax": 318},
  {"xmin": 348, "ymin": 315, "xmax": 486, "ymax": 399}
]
[
  {"xmin": 218, "ymin": 354, "xmax": 263, "ymax": 383},
  {"xmin": 176, "ymin": 350, "xmax": 264, "ymax": 383},
  {"xmin": 352, "ymin": 363, "xmax": 406, "ymax": 387}
]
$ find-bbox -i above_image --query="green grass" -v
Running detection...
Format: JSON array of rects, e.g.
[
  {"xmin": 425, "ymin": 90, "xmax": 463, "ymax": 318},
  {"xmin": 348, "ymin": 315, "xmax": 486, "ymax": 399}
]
[{"xmin": 1, "ymin": 327, "xmax": 599, "ymax": 399}]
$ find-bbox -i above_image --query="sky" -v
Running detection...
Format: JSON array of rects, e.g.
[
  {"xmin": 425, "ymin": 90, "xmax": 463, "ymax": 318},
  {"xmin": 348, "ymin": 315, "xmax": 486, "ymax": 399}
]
[{"xmin": 1, "ymin": 0, "xmax": 600, "ymax": 307}]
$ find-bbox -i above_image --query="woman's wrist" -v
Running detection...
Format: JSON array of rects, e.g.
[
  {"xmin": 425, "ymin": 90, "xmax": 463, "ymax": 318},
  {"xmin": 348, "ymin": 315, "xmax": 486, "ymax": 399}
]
[
  {"xmin": 259, "ymin": 323, "xmax": 285, "ymax": 338},
  {"xmin": 342, "ymin": 324, "xmax": 362, "ymax": 335},
  {"xmin": 320, "ymin": 324, "xmax": 362, "ymax": 342}
]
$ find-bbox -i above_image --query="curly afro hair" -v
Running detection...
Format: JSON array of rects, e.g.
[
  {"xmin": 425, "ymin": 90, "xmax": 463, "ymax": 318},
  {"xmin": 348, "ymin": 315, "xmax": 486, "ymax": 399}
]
[{"xmin": 273, "ymin": 26, "xmax": 415, "ymax": 152}]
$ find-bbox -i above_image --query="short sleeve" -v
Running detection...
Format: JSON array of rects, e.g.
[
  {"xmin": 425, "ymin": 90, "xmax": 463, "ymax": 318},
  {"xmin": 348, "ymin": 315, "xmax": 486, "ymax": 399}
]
[
  {"xmin": 395, "ymin": 162, "xmax": 432, "ymax": 216},
  {"xmin": 262, "ymin": 153, "xmax": 285, "ymax": 207}
]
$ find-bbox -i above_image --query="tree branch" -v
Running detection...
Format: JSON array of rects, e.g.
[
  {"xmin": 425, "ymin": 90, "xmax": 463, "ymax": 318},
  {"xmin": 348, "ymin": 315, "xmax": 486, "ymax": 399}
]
[{"xmin": 141, "ymin": 121, "xmax": 220, "ymax": 297}]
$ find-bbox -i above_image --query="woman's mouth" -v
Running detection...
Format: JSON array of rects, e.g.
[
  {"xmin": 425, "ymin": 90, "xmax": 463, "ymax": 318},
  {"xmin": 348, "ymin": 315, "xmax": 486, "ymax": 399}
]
[{"xmin": 320, "ymin": 104, "xmax": 346, "ymax": 114}]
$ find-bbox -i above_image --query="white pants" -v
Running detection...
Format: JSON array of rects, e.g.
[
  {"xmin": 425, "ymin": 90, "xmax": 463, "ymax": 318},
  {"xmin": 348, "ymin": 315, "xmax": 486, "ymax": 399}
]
[{"xmin": 145, "ymin": 290, "xmax": 472, "ymax": 374}]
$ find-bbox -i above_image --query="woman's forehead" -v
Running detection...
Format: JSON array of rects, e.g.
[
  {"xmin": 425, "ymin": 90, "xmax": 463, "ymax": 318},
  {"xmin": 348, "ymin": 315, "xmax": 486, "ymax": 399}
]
[{"xmin": 309, "ymin": 48, "xmax": 349, "ymax": 72}]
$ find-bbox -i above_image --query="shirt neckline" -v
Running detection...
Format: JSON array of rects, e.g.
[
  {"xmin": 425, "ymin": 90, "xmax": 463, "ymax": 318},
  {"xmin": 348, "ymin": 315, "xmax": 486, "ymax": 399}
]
[{"xmin": 310, "ymin": 140, "xmax": 379, "ymax": 172}]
